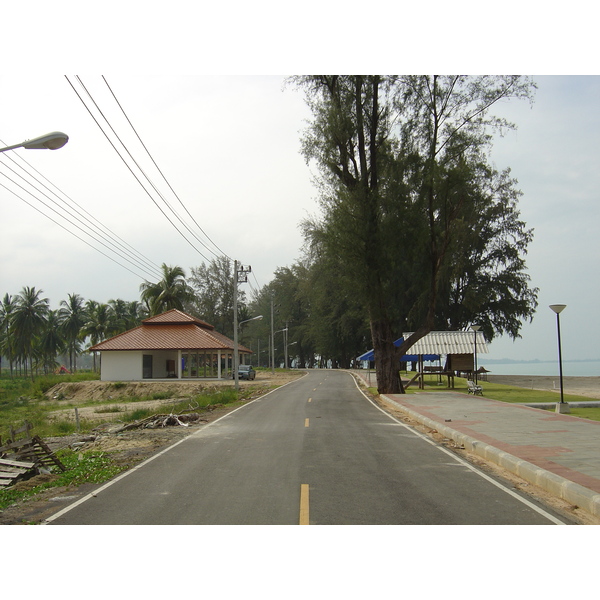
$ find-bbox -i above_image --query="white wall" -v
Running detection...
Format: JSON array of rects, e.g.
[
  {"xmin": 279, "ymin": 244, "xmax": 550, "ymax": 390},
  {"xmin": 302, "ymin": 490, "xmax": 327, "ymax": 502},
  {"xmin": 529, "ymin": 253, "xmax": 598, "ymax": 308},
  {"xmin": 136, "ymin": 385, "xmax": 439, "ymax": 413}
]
[{"xmin": 100, "ymin": 351, "xmax": 142, "ymax": 381}]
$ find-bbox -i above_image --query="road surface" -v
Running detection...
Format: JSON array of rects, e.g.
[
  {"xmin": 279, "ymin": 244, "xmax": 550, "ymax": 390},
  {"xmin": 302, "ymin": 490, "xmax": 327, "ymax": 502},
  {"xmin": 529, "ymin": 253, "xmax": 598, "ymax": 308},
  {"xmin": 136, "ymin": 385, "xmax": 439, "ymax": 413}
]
[{"xmin": 47, "ymin": 370, "xmax": 568, "ymax": 524}]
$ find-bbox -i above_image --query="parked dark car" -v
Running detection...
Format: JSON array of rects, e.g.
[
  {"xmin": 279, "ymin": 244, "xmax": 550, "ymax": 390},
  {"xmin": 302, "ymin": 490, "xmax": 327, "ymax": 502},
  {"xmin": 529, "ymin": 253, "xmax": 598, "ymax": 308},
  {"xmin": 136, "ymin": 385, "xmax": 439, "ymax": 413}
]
[{"xmin": 237, "ymin": 365, "xmax": 256, "ymax": 380}]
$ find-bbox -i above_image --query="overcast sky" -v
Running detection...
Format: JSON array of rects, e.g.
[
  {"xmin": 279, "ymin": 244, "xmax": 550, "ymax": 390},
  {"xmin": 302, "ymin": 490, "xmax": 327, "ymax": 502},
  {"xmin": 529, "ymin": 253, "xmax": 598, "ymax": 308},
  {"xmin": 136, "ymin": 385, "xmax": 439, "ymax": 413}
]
[
  {"xmin": 1, "ymin": 4, "xmax": 599, "ymax": 367},
  {"xmin": 1, "ymin": 74, "xmax": 598, "ymax": 364}
]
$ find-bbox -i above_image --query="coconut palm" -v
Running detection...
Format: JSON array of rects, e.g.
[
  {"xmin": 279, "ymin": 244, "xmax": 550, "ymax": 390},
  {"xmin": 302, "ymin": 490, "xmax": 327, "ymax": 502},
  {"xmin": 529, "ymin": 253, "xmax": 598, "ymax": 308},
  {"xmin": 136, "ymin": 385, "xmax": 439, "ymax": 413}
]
[
  {"xmin": 58, "ymin": 293, "xmax": 87, "ymax": 372},
  {"xmin": 11, "ymin": 287, "xmax": 50, "ymax": 379},
  {"xmin": 139, "ymin": 263, "xmax": 194, "ymax": 316},
  {"xmin": 0, "ymin": 293, "xmax": 17, "ymax": 377},
  {"xmin": 38, "ymin": 310, "xmax": 67, "ymax": 374},
  {"xmin": 82, "ymin": 302, "xmax": 113, "ymax": 372}
]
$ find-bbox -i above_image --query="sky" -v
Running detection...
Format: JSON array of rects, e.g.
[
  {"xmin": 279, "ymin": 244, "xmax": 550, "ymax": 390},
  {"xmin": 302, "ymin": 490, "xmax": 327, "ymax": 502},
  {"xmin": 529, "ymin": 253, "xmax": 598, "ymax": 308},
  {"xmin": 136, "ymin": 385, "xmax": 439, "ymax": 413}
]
[
  {"xmin": 1, "ymin": 4, "xmax": 598, "ymax": 370},
  {"xmin": 1, "ymin": 74, "xmax": 599, "ymax": 366}
]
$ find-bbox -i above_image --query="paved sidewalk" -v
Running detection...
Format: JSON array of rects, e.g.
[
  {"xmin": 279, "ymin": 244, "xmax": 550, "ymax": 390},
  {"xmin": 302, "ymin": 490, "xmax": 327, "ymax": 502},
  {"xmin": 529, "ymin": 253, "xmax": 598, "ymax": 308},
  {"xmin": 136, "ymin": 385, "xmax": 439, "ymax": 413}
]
[{"xmin": 353, "ymin": 371, "xmax": 600, "ymax": 519}]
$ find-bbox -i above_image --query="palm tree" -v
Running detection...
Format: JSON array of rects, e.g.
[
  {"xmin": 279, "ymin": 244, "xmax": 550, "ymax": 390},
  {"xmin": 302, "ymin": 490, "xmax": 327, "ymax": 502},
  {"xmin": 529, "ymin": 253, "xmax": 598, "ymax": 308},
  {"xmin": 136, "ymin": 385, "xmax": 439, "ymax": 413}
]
[
  {"xmin": 58, "ymin": 293, "xmax": 87, "ymax": 372},
  {"xmin": 0, "ymin": 293, "xmax": 16, "ymax": 377},
  {"xmin": 11, "ymin": 287, "xmax": 50, "ymax": 379},
  {"xmin": 124, "ymin": 300, "xmax": 146, "ymax": 329},
  {"xmin": 82, "ymin": 302, "xmax": 113, "ymax": 372},
  {"xmin": 139, "ymin": 264, "xmax": 194, "ymax": 316},
  {"xmin": 39, "ymin": 310, "xmax": 67, "ymax": 374}
]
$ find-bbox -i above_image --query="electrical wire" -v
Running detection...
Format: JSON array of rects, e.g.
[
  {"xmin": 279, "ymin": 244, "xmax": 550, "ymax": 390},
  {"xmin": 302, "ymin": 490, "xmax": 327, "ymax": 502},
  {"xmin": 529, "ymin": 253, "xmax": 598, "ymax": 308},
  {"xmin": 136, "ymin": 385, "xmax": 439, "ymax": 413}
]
[
  {"xmin": 67, "ymin": 75, "xmax": 223, "ymax": 264},
  {"xmin": 0, "ymin": 165, "xmax": 161, "ymax": 280},
  {"xmin": 102, "ymin": 76, "xmax": 232, "ymax": 261},
  {"xmin": 0, "ymin": 148, "xmax": 163, "ymax": 279},
  {"xmin": 0, "ymin": 179, "xmax": 153, "ymax": 281}
]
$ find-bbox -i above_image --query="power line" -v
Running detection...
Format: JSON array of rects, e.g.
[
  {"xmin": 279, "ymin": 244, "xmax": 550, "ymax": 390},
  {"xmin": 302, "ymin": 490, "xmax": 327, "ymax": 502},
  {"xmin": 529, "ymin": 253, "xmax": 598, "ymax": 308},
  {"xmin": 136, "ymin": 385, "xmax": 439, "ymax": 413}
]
[
  {"xmin": 0, "ymin": 179, "xmax": 153, "ymax": 281},
  {"xmin": 102, "ymin": 76, "xmax": 232, "ymax": 261},
  {"xmin": 0, "ymin": 148, "xmax": 163, "ymax": 279},
  {"xmin": 66, "ymin": 75, "xmax": 226, "ymax": 264},
  {"xmin": 0, "ymin": 164, "xmax": 161, "ymax": 281}
]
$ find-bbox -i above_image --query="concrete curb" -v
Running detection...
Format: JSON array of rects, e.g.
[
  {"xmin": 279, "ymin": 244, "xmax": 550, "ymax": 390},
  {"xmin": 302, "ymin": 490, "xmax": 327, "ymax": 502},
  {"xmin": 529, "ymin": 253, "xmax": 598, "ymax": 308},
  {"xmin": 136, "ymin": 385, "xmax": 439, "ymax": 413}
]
[{"xmin": 381, "ymin": 394, "xmax": 600, "ymax": 519}]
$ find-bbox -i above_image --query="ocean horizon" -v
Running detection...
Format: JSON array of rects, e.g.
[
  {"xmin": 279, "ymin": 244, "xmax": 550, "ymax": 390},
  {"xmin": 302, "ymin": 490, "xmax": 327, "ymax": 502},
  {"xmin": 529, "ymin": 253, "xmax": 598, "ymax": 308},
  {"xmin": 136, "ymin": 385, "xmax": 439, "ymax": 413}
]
[{"xmin": 480, "ymin": 360, "xmax": 600, "ymax": 377}]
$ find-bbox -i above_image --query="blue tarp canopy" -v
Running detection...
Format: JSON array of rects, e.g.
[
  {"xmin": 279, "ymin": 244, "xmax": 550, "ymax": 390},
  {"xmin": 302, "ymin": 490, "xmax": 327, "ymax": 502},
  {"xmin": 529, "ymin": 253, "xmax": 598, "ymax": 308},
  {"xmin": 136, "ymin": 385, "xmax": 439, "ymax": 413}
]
[{"xmin": 357, "ymin": 337, "xmax": 440, "ymax": 363}]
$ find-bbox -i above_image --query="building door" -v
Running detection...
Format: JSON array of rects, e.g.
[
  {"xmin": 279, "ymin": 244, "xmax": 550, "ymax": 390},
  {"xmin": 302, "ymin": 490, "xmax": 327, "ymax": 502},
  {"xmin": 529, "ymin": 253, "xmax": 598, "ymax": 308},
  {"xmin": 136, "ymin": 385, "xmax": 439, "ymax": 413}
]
[{"xmin": 143, "ymin": 354, "xmax": 153, "ymax": 379}]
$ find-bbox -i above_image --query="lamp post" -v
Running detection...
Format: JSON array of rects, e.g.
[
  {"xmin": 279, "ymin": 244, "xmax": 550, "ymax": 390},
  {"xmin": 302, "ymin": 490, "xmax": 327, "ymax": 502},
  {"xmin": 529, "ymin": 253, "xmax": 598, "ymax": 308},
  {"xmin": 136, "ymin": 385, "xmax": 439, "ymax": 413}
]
[
  {"xmin": 471, "ymin": 325, "xmax": 481, "ymax": 385},
  {"xmin": 275, "ymin": 327, "xmax": 288, "ymax": 369},
  {"xmin": 287, "ymin": 341, "xmax": 298, "ymax": 369},
  {"xmin": 0, "ymin": 132, "xmax": 69, "ymax": 153},
  {"xmin": 549, "ymin": 304, "xmax": 567, "ymax": 412},
  {"xmin": 234, "ymin": 314, "xmax": 263, "ymax": 390}
]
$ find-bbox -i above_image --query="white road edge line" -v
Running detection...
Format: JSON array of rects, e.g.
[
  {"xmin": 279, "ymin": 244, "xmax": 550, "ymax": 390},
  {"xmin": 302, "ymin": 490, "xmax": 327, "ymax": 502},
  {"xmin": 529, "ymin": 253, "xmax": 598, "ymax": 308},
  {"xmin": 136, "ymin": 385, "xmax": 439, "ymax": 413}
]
[
  {"xmin": 349, "ymin": 373, "xmax": 567, "ymax": 525},
  {"xmin": 42, "ymin": 373, "xmax": 307, "ymax": 524}
]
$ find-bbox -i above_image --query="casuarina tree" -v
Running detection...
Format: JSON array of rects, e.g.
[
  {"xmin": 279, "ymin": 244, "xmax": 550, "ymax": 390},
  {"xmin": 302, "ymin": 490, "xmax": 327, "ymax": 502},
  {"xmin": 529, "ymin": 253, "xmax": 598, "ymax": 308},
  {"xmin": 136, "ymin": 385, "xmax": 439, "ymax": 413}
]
[{"xmin": 292, "ymin": 75, "xmax": 538, "ymax": 393}]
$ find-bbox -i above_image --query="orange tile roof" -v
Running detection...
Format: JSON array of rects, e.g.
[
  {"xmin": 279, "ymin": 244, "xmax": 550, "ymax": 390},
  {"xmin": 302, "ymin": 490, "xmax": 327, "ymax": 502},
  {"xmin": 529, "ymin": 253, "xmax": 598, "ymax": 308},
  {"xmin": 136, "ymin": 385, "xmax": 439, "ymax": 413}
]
[
  {"xmin": 143, "ymin": 309, "xmax": 214, "ymax": 329},
  {"xmin": 89, "ymin": 310, "xmax": 251, "ymax": 353}
]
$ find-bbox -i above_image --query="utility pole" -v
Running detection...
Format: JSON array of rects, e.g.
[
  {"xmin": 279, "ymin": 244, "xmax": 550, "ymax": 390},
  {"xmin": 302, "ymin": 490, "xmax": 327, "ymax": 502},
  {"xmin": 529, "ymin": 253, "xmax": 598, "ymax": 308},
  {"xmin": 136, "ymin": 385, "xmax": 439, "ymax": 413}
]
[
  {"xmin": 270, "ymin": 297, "xmax": 275, "ymax": 374},
  {"xmin": 233, "ymin": 261, "xmax": 251, "ymax": 391},
  {"xmin": 284, "ymin": 321, "xmax": 289, "ymax": 369}
]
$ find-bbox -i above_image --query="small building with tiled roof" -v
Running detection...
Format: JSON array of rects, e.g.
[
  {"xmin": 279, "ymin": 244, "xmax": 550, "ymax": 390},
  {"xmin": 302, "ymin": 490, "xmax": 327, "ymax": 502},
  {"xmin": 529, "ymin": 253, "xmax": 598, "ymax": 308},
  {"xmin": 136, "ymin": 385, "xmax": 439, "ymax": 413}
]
[{"xmin": 89, "ymin": 309, "xmax": 251, "ymax": 381}]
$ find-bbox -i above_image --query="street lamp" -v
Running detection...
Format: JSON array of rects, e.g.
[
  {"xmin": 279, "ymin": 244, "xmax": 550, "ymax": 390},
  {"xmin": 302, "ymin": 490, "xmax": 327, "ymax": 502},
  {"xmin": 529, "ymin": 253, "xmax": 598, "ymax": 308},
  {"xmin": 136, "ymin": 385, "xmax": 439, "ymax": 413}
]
[
  {"xmin": 275, "ymin": 327, "xmax": 288, "ymax": 369},
  {"xmin": 0, "ymin": 132, "xmax": 69, "ymax": 153},
  {"xmin": 287, "ymin": 341, "xmax": 298, "ymax": 369},
  {"xmin": 234, "ymin": 315, "xmax": 263, "ymax": 390},
  {"xmin": 471, "ymin": 325, "xmax": 481, "ymax": 385},
  {"xmin": 549, "ymin": 304, "xmax": 567, "ymax": 412}
]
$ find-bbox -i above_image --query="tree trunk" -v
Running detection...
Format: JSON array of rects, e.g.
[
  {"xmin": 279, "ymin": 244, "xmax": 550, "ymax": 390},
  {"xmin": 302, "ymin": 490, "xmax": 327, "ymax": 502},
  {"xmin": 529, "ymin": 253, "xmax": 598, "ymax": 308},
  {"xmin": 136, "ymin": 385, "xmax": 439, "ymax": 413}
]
[{"xmin": 370, "ymin": 318, "xmax": 402, "ymax": 394}]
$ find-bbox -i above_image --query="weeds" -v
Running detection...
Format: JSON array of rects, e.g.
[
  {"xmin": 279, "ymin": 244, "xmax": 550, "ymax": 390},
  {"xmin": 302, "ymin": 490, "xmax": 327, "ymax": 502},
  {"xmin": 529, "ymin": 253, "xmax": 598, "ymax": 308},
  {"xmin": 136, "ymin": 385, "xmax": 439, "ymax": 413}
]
[{"xmin": 0, "ymin": 448, "xmax": 127, "ymax": 512}]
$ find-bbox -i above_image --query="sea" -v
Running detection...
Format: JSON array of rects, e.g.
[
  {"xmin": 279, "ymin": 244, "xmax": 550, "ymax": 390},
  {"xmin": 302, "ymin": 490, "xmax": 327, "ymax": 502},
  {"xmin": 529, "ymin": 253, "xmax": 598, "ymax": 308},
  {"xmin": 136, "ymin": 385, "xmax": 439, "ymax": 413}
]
[{"xmin": 481, "ymin": 360, "xmax": 600, "ymax": 377}]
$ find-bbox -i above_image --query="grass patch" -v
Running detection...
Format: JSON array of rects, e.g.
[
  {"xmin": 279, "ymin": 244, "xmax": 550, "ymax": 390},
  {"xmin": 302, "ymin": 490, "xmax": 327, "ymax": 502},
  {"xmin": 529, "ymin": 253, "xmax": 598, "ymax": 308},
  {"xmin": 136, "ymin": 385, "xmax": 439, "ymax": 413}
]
[
  {"xmin": 563, "ymin": 407, "xmax": 600, "ymax": 422},
  {"xmin": 0, "ymin": 372, "xmax": 100, "ymax": 439},
  {"xmin": 123, "ymin": 408, "xmax": 153, "ymax": 422},
  {"xmin": 0, "ymin": 448, "xmax": 127, "ymax": 512},
  {"xmin": 410, "ymin": 373, "xmax": 593, "ymax": 404}
]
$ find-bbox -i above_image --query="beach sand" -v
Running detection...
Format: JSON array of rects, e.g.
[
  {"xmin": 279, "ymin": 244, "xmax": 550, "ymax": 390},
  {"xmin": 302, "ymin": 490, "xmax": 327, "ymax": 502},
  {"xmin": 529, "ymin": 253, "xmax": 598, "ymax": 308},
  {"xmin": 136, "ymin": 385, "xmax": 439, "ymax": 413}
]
[{"xmin": 486, "ymin": 374, "xmax": 600, "ymax": 400}]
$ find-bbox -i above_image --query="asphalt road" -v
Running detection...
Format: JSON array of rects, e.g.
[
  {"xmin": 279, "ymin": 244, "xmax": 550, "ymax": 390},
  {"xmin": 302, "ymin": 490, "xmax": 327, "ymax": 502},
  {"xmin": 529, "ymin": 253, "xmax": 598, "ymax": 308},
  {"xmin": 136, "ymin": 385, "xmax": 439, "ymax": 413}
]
[{"xmin": 47, "ymin": 370, "xmax": 568, "ymax": 525}]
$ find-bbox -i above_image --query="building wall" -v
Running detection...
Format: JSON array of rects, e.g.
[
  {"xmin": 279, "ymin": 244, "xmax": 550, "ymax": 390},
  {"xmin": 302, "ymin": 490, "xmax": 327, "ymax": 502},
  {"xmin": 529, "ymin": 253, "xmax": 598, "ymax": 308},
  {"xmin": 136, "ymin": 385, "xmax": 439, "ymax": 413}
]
[{"xmin": 100, "ymin": 351, "xmax": 142, "ymax": 381}]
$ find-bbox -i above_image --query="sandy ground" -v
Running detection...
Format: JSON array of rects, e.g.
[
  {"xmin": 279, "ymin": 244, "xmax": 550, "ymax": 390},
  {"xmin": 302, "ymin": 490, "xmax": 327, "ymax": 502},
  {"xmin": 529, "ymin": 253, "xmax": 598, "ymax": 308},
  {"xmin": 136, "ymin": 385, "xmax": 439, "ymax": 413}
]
[{"xmin": 486, "ymin": 374, "xmax": 600, "ymax": 399}]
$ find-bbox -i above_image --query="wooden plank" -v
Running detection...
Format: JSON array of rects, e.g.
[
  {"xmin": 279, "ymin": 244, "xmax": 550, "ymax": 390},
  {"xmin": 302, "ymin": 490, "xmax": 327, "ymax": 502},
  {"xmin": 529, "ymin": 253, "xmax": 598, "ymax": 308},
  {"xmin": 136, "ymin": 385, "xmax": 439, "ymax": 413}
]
[
  {"xmin": 0, "ymin": 439, "xmax": 34, "ymax": 453},
  {"xmin": 0, "ymin": 457, "xmax": 36, "ymax": 469},
  {"xmin": 0, "ymin": 471, "xmax": 22, "ymax": 479}
]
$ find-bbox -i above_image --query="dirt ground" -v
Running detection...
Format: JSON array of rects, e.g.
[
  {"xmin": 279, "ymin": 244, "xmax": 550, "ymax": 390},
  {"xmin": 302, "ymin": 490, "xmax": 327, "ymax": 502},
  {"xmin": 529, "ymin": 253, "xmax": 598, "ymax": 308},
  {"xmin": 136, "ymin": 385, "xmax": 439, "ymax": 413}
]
[{"xmin": 44, "ymin": 373, "xmax": 298, "ymax": 425}]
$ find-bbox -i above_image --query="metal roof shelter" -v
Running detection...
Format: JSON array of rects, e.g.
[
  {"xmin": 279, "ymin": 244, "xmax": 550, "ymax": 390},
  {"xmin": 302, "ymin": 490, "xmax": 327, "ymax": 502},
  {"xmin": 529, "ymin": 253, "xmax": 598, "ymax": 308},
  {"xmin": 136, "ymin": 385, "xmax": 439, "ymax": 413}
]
[
  {"xmin": 401, "ymin": 330, "xmax": 488, "ymax": 356},
  {"xmin": 356, "ymin": 331, "xmax": 487, "ymax": 363},
  {"xmin": 357, "ymin": 331, "xmax": 488, "ymax": 390}
]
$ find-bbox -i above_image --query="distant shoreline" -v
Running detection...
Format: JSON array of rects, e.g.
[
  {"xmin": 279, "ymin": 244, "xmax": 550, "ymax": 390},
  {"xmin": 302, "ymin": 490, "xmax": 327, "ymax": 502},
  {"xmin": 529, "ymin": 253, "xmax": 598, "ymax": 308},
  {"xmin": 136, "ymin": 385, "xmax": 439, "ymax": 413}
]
[{"xmin": 486, "ymin": 374, "xmax": 600, "ymax": 400}]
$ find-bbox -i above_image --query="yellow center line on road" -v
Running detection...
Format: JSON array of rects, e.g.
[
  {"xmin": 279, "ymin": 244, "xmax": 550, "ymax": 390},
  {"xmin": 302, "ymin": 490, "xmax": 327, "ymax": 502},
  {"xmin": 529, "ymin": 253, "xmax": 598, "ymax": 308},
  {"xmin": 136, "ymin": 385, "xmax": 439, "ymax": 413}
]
[
  {"xmin": 299, "ymin": 484, "xmax": 310, "ymax": 525},
  {"xmin": 305, "ymin": 418, "xmax": 310, "ymax": 427},
  {"xmin": 308, "ymin": 397, "xmax": 312, "ymax": 402}
]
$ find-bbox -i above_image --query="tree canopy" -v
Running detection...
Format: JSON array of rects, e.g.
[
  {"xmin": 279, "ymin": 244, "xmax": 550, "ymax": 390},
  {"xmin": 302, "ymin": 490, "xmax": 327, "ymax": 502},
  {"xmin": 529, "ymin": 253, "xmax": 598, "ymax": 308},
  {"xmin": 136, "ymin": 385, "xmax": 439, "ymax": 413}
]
[{"xmin": 292, "ymin": 75, "xmax": 538, "ymax": 393}]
